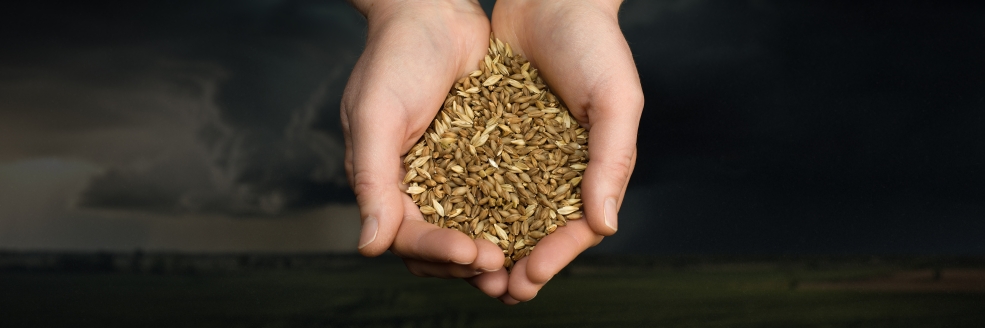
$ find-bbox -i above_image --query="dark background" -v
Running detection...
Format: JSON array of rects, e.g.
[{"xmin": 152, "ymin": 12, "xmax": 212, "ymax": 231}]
[{"xmin": 1, "ymin": 0, "xmax": 983, "ymax": 255}]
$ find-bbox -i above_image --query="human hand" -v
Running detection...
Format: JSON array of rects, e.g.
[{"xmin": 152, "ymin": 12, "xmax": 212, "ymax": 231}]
[
  {"xmin": 490, "ymin": 0, "xmax": 643, "ymax": 303},
  {"xmin": 341, "ymin": 0, "xmax": 509, "ymax": 298}
]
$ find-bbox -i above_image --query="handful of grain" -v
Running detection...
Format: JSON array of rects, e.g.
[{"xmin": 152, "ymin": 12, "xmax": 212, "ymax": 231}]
[{"xmin": 402, "ymin": 35, "xmax": 588, "ymax": 269}]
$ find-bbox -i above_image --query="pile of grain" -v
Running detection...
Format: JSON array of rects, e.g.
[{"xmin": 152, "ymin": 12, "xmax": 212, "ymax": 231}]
[{"xmin": 402, "ymin": 35, "xmax": 588, "ymax": 268}]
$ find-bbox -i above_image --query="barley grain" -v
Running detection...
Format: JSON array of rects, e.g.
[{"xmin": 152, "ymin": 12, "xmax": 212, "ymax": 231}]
[{"xmin": 402, "ymin": 35, "xmax": 589, "ymax": 269}]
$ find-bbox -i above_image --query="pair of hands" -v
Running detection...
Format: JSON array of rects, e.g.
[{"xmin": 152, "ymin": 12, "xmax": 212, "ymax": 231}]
[{"xmin": 341, "ymin": 0, "xmax": 643, "ymax": 304}]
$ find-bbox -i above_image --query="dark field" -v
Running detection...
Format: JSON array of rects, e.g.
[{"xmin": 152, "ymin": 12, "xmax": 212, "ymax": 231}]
[{"xmin": 1, "ymin": 254, "xmax": 983, "ymax": 327}]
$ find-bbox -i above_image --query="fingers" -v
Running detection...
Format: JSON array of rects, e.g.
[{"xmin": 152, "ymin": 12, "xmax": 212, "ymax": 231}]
[
  {"xmin": 392, "ymin": 220, "xmax": 478, "ymax": 264},
  {"xmin": 472, "ymin": 238, "xmax": 507, "ymax": 271},
  {"xmin": 508, "ymin": 219, "xmax": 603, "ymax": 301},
  {"xmin": 400, "ymin": 234, "xmax": 508, "ymax": 300},
  {"xmin": 348, "ymin": 98, "xmax": 410, "ymax": 257},
  {"xmin": 523, "ymin": 219, "xmax": 603, "ymax": 283},
  {"xmin": 581, "ymin": 140, "xmax": 638, "ymax": 235},
  {"xmin": 404, "ymin": 259, "xmax": 480, "ymax": 279},
  {"xmin": 498, "ymin": 293, "xmax": 520, "ymax": 305},
  {"xmin": 579, "ymin": 70, "xmax": 643, "ymax": 234},
  {"xmin": 466, "ymin": 268, "xmax": 509, "ymax": 298},
  {"xmin": 506, "ymin": 257, "xmax": 541, "ymax": 301},
  {"xmin": 391, "ymin": 197, "xmax": 478, "ymax": 264}
]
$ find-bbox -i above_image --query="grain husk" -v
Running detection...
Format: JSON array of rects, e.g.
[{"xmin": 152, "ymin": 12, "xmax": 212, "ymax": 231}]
[{"xmin": 403, "ymin": 34, "xmax": 588, "ymax": 269}]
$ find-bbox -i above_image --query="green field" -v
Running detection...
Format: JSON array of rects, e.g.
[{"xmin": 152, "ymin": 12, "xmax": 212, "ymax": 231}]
[{"xmin": 1, "ymin": 257, "xmax": 982, "ymax": 328}]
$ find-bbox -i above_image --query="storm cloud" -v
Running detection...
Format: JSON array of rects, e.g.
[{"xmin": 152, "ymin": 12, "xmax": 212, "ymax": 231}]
[{"xmin": 3, "ymin": 0, "xmax": 364, "ymax": 216}]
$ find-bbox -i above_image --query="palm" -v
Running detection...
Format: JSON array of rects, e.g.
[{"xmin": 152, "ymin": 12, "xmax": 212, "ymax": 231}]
[{"xmin": 342, "ymin": 5, "xmax": 490, "ymax": 159}]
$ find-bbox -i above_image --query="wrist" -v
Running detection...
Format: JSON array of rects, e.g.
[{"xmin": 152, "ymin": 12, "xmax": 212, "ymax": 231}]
[
  {"xmin": 348, "ymin": 0, "xmax": 482, "ymax": 19},
  {"xmin": 496, "ymin": 0, "xmax": 622, "ymax": 17}
]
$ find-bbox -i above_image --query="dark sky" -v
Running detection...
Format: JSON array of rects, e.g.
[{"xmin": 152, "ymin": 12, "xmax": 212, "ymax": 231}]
[{"xmin": 1, "ymin": 0, "xmax": 982, "ymax": 254}]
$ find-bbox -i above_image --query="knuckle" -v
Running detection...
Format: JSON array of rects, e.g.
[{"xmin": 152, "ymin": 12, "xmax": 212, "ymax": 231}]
[
  {"xmin": 339, "ymin": 103, "xmax": 349, "ymax": 123},
  {"xmin": 351, "ymin": 171, "xmax": 386, "ymax": 199},
  {"xmin": 592, "ymin": 80, "xmax": 644, "ymax": 115},
  {"xmin": 601, "ymin": 152, "xmax": 635, "ymax": 183},
  {"xmin": 344, "ymin": 166, "xmax": 355, "ymax": 191}
]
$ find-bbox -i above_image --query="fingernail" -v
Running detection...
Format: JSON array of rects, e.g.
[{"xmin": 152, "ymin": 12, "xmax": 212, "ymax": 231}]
[
  {"xmin": 604, "ymin": 197, "xmax": 618, "ymax": 232},
  {"xmin": 357, "ymin": 216, "xmax": 378, "ymax": 249},
  {"xmin": 451, "ymin": 259, "xmax": 473, "ymax": 265}
]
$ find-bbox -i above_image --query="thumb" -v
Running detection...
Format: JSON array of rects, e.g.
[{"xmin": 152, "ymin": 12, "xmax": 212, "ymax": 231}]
[
  {"xmin": 581, "ymin": 91, "xmax": 642, "ymax": 236},
  {"xmin": 349, "ymin": 106, "xmax": 409, "ymax": 257}
]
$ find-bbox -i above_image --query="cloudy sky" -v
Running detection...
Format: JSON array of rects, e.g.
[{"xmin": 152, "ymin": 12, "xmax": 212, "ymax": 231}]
[{"xmin": 1, "ymin": 0, "xmax": 983, "ymax": 254}]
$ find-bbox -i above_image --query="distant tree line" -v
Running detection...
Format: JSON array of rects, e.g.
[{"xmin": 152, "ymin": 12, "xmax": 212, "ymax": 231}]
[
  {"xmin": 0, "ymin": 250, "xmax": 382, "ymax": 274},
  {"xmin": 1, "ymin": 251, "xmax": 982, "ymax": 274}
]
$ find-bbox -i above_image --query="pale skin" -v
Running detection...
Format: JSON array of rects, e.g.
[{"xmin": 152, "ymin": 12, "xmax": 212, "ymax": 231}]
[{"xmin": 341, "ymin": 0, "xmax": 642, "ymax": 304}]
